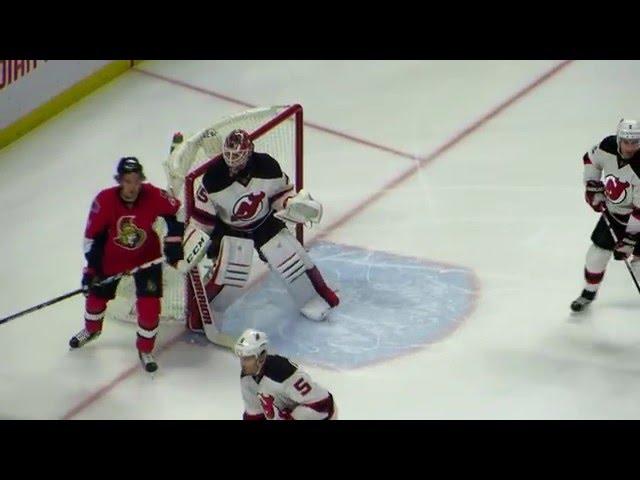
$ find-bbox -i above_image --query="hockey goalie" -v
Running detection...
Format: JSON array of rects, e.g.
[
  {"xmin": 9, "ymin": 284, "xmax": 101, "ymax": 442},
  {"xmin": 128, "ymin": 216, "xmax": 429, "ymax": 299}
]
[{"xmin": 174, "ymin": 128, "xmax": 340, "ymax": 336}]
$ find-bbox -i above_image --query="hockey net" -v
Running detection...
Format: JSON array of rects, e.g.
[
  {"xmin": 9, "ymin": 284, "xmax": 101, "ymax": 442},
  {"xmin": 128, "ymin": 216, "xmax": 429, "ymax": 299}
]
[{"xmin": 106, "ymin": 104, "xmax": 304, "ymax": 325}]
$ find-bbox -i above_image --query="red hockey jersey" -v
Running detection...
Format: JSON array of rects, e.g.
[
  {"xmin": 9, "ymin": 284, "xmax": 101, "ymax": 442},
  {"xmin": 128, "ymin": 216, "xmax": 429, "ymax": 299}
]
[{"xmin": 84, "ymin": 183, "xmax": 180, "ymax": 276}]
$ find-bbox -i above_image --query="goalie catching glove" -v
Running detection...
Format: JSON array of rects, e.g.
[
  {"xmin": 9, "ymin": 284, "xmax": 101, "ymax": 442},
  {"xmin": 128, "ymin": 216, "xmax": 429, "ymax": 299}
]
[{"xmin": 274, "ymin": 189, "xmax": 323, "ymax": 226}]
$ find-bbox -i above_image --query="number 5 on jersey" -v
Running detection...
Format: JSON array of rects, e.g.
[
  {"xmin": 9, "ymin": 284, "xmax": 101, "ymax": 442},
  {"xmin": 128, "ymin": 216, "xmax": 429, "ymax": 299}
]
[{"xmin": 294, "ymin": 377, "xmax": 311, "ymax": 396}]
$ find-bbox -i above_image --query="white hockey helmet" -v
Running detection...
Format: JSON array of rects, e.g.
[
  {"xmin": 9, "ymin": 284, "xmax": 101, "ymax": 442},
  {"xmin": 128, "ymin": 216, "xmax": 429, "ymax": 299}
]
[
  {"xmin": 234, "ymin": 329, "xmax": 269, "ymax": 358},
  {"xmin": 222, "ymin": 129, "xmax": 254, "ymax": 171},
  {"xmin": 616, "ymin": 118, "xmax": 640, "ymax": 145}
]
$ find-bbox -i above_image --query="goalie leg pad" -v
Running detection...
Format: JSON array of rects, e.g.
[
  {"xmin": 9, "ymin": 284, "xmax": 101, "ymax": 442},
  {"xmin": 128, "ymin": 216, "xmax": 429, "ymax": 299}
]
[
  {"xmin": 260, "ymin": 230, "xmax": 338, "ymax": 319},
  {"xmin": 206, "ymin": 235, "xmax": 254, "ymax": 301}
]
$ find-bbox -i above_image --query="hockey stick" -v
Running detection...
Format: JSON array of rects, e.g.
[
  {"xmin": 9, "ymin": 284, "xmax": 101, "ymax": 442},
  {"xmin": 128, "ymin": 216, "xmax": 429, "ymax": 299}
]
[
  {"xmin": 601, "ymin": 210, "xmax": 640, "ymax": 294},
  {"xmin": 185, "ymin": 267, "xmax": 237, "ymax": 349},
  {"xmin": 0, "ymin": 257, "xmax": 165, "ymax": 326}
]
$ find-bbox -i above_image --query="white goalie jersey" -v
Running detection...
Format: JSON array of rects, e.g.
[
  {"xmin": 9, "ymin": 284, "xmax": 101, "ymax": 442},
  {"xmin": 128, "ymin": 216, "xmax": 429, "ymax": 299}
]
[
  {"xmin": 191, "ymin": 152, "xmax": 294, "ymax": 233},
  {"xmin": 241, "ymin": 355, "xmax": 336, "ymax": 420},
  {"xmin": 584, "ymin": 135, "xmax": 640, "ymax": 235}
]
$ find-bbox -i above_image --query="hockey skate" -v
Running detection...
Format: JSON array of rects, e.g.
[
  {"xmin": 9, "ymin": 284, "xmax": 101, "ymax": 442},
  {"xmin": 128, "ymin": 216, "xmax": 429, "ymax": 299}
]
[
  {"xmin": 69, "ymin": 328, "xmax": 101, "ymax": 349},
  {"xmin": 570, "ymin": 289, "xmax": 596, "ymax": 312},
  {"xmin": 138, "ymin": 351, "xmax": 158, "ymax": 373},
  {"xmin": 301, "ymin": 295, "xmax": 334, "ymax": 322}
]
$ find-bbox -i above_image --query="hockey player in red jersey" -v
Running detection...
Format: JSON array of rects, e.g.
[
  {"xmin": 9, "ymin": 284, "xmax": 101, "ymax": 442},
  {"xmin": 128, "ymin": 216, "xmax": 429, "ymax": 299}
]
[
  {"xmin": 69, "ymin": 157, "xmax": 184, "ymax": 372},
  {"xmin": 571, "ymin": 119, "xmax": 640, "ymax": 312},
  {"xmin": 234, "ymin": 329, "xmax": 337, "ymax": 420},
  {"xmin": 179, "ymin": 129, "xmax": 339, "ymax": 325}
]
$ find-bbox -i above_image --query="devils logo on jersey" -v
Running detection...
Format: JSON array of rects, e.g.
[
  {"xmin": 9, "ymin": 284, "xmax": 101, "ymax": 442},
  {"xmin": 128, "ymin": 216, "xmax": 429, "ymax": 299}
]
[
  {"xmin": 258, "ymin": 393, "xmax": 276, "ymax": 419},
  {"xmin": 604, "ymin": 175, "xmax": 631, "ymax": 204},
  {"xmin": 258, "ymin": 393, "xmax": 291, "ymax": 420},
  {"xmin": 231, "ymin": 191, "xmax": 266, "ymax": 222},
  {"xmin": 114, "ymin": 216, "xmax": 147, "ymax": 250}
]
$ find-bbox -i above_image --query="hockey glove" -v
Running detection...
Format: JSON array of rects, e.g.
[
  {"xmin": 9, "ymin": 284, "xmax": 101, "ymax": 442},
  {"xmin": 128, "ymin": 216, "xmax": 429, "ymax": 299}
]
[
  {"xmin": 614, "ymin": 234, "xmax": 637, "ymax": 261},
  {"xmin": 274, "ymin": 189, "xmax": 323, "ymax": 226},
  {"xmin": 81, "ymin": 267, "xmax": 100, "ymax": 296},
  {"xmin": 164, "ymin": 236, "xmax": 184, "ymax": 267},
  {"xmin": 585, "ymin": 180, "xmax": 606, "ymax": 213}
]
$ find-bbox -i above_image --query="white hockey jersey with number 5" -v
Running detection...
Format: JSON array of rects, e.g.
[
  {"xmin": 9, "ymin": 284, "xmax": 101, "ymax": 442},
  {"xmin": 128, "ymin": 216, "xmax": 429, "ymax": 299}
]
[{"xmin": 240, "ymin": 354, "xmax": 336, "ymax": 420}]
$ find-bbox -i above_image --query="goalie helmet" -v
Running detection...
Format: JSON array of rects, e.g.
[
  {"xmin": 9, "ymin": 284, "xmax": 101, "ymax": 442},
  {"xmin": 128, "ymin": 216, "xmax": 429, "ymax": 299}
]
[
  {"xmin": 617, "ymin": 119, "xmax": 640, "ymax": 145},
  {"xmin": 222, "ymin": 129, "xmax": 253, "ymax": 172},
  {"xmin": 234, "ymin": 329, "xmax": 268, "ymax": 358}
]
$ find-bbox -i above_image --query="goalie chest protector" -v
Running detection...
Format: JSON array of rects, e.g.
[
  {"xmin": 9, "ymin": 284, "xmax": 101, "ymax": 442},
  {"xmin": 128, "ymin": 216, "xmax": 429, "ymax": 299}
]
[{"xmin": 199, "ymin": 153, "xmax": 291, "ymax": 230}]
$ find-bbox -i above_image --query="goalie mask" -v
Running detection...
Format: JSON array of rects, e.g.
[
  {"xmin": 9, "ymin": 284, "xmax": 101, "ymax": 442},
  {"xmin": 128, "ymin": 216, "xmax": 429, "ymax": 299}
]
[{"xmin": 222, "ymin": 129, "xmax": 254, "ymax": 173}]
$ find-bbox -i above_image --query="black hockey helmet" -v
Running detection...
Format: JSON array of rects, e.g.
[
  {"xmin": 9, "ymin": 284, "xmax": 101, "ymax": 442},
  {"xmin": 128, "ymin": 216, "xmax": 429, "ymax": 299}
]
[{"xmin": 115, "ymin": 156, "xmax": 146, "ymax": 181}]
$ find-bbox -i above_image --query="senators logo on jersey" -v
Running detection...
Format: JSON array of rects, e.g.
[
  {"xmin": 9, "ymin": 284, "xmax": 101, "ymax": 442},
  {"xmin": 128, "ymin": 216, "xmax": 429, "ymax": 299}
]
[
  {"xmin": 114, "ymin": 216, "xmax": 147, "ymax": 250},
  {"xmin": 604, "ymin": 175, "xmax": 631, "ymax": 204},
  {"xmin": 231, "ymin": 191, "xmax": 266, "ymax": 222}
]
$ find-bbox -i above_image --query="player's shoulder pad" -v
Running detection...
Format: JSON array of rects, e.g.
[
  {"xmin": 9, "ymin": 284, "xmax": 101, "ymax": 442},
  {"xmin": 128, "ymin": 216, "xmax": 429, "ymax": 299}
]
[
  {"xmin": 150, "ymin": 183, "xmax": 180, "ymax": 206},
  {"xmin": 141, "ymin": 182, "xmax": 158, "ymax": 196},
  {"xmin": 626, "ymin": 150, "xmax": 640, "ymax": 177},
  {"xmin": 202, "ymin": 159, "xmax": 233, "ymax": 193},
  {"xmin": 98, "ymin": 185, "xmax": 119, "ymax": 198},
  {"xmin": 95, "ymin": 186, "xmax": 119, "ymax": 205},
  {"xmin": 598, "ymin": 135, "xmax": 618, "ymax": 155},
  {"xmin": 262, "ymin": 354, "xmax": 298, "ymax": 383},
  {"xmin": 139, "ymin": 183, "xmax": 160, "ymax": 204},
  {"xmin": 251, "ymin": 153, "xmax": 283, "ymax": 179}
]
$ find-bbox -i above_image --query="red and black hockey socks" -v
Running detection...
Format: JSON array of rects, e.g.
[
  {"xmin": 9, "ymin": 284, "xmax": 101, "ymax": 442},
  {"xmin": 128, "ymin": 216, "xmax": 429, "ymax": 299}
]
[
  {"xmin": 136, "ymin": 297, "xmax": 161, "ymax": 353},
  {"xmin": 84, "ymin": 295, "xmax": 107, "ymax": 334}
]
